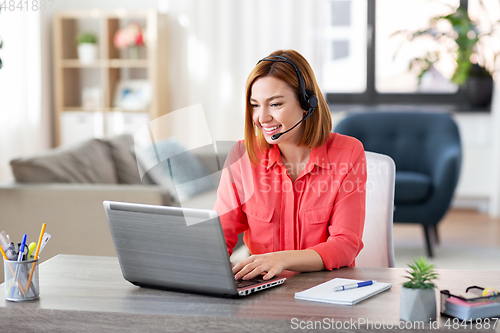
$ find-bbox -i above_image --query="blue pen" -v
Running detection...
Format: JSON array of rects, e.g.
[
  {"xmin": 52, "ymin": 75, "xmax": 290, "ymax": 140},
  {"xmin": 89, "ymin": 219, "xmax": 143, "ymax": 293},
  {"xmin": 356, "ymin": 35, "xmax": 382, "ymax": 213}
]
[
  {"xmin": 10, "ymin": 234, "xmax": 28, "ymax": 298},
  {"xmin": 17, "ymin": 234, "xmax": 27, "ymax": 261},
  {"xmin": 333, "ymin": 280, "xmax": 376, "ymax": 292}
]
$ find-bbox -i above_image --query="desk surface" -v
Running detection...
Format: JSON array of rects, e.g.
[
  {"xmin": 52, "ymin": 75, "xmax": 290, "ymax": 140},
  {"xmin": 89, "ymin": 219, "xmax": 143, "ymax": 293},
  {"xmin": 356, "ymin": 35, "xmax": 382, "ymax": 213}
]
[{"xmin": 1, "ymin": 255, "xmax": 499, "ymax": 332}]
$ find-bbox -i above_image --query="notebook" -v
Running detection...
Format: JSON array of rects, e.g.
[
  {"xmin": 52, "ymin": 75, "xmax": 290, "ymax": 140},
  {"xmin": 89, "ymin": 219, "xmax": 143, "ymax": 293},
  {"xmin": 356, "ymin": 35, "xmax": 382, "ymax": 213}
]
[
  {"xmin": 103, "ymin": 201, "xmax": 286, "ymax": 297},
  {"xmin": 294, "ymin": 278, "xmax": 392, "ymax": 305}
]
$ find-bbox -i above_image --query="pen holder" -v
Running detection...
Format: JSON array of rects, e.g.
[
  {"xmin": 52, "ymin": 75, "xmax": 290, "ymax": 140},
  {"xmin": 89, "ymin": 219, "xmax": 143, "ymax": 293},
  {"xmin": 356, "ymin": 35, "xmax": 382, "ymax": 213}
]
[{"xmin": 3, "ymin": 259, "xmax": 40, "ymax": 302}]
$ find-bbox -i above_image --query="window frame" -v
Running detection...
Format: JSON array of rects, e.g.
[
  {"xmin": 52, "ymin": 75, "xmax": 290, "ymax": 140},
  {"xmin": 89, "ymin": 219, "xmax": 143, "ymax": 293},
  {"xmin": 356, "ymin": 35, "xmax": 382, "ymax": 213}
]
[{"xmin": 325, "ymin": 0, "xmax": 475, "ymax": 108}]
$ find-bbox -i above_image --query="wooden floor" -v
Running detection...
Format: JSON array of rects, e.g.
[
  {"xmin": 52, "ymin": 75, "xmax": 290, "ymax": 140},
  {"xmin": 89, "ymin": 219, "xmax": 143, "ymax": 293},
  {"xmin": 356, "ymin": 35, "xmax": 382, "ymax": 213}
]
[
  {"xmin": 393, "ymin": 208, "xmax": 500, "ymax": 248},
  {"xmin": 393, "ymin": 208, "xmax": 500, "ymax": 270}
]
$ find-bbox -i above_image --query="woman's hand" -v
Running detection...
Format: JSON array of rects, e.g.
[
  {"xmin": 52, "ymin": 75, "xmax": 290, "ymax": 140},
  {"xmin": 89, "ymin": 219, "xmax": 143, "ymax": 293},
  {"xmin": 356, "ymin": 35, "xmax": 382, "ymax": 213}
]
[
  {"xmin": 232, "ymin": 249, "xmax": 325, "ymax": 281},
  {"xmin": 232, "ymin": 252, "xmax": 291, "ymax": 281}
]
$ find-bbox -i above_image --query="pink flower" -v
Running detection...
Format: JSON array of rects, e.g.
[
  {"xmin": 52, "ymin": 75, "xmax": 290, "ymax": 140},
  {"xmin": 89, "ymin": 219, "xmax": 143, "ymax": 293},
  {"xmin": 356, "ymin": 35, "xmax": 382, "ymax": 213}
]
[{"xmin": 113, "ymin": 23, "xmax": 145, "ymax": 49}]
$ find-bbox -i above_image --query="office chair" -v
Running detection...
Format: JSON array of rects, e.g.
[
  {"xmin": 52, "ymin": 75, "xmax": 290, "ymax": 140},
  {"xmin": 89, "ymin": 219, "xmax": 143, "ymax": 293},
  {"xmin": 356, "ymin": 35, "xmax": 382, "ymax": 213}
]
[
  {"xmin": 335, "ymin": 112, "xmax": 462, "ymax": 257},
  {"xmin": 356, "ymin": 152, "xmax": 396, "ymax": 268}
]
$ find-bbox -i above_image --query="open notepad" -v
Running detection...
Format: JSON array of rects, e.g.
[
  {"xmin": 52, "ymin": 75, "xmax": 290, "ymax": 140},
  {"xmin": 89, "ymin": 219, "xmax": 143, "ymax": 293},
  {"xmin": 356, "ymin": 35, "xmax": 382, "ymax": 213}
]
[{"xmin": 294, "ymin": 278, "xmax": 392, "ymax": 305}]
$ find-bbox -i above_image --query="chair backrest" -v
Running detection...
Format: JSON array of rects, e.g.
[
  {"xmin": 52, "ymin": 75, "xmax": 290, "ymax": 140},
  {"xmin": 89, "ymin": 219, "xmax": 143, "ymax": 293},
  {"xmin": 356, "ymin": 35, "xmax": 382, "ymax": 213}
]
[
  {"xmin": 356, "ymin": 152, "xmax": 396, "ymax": 268},
  {"xmin": 334, "ymin": 112, "xmax": 460, "ymax": 175}
]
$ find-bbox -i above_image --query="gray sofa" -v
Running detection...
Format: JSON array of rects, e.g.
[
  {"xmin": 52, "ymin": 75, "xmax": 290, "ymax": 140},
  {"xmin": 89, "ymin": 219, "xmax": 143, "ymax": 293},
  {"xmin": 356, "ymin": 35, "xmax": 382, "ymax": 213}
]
[{"xmin": 0, "ymin": 135, "xmax": 221, "ymax": 282}]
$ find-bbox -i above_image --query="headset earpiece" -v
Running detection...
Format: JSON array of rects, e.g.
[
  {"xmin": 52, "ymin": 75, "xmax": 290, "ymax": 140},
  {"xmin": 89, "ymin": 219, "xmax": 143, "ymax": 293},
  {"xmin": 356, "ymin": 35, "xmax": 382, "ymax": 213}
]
[{"xmin": 305, "ymin": 90, "xmax": 318, "ymax": 111}]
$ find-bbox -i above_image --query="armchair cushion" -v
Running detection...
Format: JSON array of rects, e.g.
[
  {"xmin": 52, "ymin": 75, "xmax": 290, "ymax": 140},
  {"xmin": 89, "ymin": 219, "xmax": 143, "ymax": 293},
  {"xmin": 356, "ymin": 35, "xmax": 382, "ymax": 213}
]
[{"xmin": 395, "ymin": 171, "xmax": 432, "ymax": 203}]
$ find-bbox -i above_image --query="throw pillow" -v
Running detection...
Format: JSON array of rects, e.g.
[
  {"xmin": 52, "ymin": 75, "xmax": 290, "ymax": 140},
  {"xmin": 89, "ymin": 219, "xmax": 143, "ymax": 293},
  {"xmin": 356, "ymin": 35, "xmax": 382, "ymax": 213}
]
[
  {"xmin": 104, "ymin": 134, "xmax": 142, "ymax": 184},
  {"xmin": 134, "ymin": 138, "xmax": 216, "ymax": 202},
  {"xmin": 10, "ymin": 139, "xmax": 117, "ymax": 183}
]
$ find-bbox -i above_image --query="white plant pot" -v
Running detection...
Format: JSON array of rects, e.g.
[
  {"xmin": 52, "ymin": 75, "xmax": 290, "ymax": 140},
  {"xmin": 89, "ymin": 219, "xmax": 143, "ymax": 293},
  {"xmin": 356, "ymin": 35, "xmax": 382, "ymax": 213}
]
[
  {"xmin": 400, "ymin": 287, "xmax": 436, "ymax": 322},
  {"xmin": 78, "ymin": 43, "xmax": 98, "ymax": 64}
]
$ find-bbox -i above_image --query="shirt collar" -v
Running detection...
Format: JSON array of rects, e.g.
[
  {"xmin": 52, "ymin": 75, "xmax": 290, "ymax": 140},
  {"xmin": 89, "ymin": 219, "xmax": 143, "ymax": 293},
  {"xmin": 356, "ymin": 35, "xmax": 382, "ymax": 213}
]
[
  {"xmin": 264, "ymin": 142, "xmax": 331, "ymax": 170},
  {"xmin": 265, "ymin": 144, "xmax": 282, "ymax": 169}
]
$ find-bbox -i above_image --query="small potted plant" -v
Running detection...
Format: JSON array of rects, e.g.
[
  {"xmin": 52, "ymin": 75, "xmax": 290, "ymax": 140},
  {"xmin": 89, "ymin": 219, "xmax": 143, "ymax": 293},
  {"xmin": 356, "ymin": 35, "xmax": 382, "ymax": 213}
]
[
  {"xmin": 77, "ymin": 32, "xmax": 98, "ymax": 64},
  {"xmin": 400, "ymin": 257, "xmax": 438, "ymax": 322}
]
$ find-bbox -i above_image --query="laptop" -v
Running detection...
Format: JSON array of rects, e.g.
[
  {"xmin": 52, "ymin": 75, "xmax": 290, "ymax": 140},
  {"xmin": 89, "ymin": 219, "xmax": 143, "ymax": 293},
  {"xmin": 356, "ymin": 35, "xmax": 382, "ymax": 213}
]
[{"xmin": 103, "ymin": 201, "xmax": 286, "ymax": 297}]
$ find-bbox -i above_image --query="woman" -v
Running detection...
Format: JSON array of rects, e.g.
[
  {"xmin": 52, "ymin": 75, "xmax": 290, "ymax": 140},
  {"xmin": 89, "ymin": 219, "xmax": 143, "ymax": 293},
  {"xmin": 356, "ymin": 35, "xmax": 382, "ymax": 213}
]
[{"xmin": 214, "ymin": 49, "xmax": 366, "ymax": 282}]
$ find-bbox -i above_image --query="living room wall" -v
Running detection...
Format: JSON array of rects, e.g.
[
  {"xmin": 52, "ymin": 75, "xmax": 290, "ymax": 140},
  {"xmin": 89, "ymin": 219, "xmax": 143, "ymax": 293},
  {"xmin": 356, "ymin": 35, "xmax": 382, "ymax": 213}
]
[{"xmin": 39, "ymin": 0, "xmax": 321, "ymax": 150}]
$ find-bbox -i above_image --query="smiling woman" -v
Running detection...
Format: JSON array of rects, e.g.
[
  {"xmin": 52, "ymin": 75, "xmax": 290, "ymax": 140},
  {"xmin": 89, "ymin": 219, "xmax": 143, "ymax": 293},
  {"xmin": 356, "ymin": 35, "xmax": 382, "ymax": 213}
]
[{"xmin": 213, "ymin": 49, "xmax": 368, "ymax": 282}]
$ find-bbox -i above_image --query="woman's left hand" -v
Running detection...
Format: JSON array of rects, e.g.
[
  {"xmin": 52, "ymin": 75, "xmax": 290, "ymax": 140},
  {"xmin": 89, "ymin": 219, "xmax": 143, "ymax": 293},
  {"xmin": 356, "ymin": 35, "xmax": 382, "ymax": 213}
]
[{"xmin": 233, "ymin": 252, "xmax": 292, "ymax": 281}]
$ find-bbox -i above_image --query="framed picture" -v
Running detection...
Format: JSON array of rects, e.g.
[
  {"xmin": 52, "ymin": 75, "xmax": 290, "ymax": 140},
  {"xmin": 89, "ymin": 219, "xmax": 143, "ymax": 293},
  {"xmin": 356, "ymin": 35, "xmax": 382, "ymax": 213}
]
[
  {"xmin": 82, "ymin": 87, "xmax": 102, "ymax": 110},
  {"xmin": 113, "ymin": 80, "xmax": 152, "ymax": 110}
]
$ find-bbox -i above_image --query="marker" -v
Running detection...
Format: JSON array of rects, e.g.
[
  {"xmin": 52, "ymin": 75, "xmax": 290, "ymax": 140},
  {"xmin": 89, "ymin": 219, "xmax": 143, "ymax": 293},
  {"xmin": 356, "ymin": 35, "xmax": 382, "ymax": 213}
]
[
  {"xmin": 27, "ymin": 242, "xmax": 37, "ymax": 260},
  {"xmin": 17, "ymin": 234, "xmax": 27, "ymax": 261},
  {"xmin": 333, "ymin": 280, "xmax": 376, "ymax": 292}
]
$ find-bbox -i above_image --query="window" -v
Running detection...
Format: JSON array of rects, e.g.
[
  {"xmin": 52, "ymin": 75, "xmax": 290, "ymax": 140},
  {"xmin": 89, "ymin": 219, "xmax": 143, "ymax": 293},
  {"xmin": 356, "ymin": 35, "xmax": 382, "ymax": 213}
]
[
  {"xmin": 320, "ymin": 0, "xmax": 367, "ymax": 93},
  {"xmin": 376, "ymin": 0, "xmax": 459, "ymax": 93},
  {"xmin": 323, "ymin": 0, "xmax": 490, "ymax": 107}
]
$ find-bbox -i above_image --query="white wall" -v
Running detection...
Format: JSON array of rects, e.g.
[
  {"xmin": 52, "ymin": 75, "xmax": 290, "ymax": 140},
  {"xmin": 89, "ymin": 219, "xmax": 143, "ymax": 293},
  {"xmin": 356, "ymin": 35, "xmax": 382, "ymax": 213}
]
[{"xmin": 41, "ymin": 0, "xmax": 324, "ymax": 149}]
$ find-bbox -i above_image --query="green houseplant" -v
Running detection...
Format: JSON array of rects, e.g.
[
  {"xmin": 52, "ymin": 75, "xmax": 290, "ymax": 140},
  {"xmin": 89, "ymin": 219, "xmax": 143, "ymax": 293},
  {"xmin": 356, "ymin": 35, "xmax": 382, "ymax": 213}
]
[
  {"xmin": 400, "ymin": 257, "xmax": 438, "ymax": 322},
  {"xmin": 393, "ymin": 3, "xmax": 500, "ymax": 106},
  {"xmin": 77, "ymin": 32, "xmax": 98, "ymax": 45},
  {"xmin": 76, "ymin": 32, "xmax": 98, "ymax": 64}
]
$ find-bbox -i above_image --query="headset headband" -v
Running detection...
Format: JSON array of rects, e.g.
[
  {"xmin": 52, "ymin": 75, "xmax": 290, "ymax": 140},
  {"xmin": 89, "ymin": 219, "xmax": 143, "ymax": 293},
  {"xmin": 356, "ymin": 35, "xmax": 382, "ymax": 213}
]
[{"xmin": 257, "ymin": 55, "xmax": 318, "ymax": 112}]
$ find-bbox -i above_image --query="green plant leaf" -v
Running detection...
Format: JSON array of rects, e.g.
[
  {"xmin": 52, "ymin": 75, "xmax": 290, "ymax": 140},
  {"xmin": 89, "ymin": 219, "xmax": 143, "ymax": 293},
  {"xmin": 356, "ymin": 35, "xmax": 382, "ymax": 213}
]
[
  {"xmin": 390, "ymin": 4, "xmax": 500, "ymax": 86},
  {"xmin": 77, "ymin": 32, "xmax": 98, "ymax": 45},
  {"xmin": 402, "ymin": 256, "xmax": 438, "ymax": 289}
]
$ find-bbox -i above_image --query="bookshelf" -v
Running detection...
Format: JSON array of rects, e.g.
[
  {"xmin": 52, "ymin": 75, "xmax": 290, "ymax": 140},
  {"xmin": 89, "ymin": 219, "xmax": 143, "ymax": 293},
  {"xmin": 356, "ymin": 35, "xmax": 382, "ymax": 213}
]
[{"xmin": 53, "ymin": 9, "xmax": 168, "ymax": 146}]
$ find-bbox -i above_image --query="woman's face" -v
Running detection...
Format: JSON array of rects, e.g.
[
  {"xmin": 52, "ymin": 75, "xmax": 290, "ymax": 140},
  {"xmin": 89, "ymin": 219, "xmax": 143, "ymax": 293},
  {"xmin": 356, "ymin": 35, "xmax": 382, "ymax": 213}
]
[{"xmin": 250, "ymin": 76, "xmax": 305, "ymax": 145}]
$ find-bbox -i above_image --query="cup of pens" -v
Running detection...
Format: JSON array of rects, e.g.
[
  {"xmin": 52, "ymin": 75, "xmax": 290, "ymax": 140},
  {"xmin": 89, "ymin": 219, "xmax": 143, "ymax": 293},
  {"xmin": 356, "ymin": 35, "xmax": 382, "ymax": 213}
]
[
  {"xmin": 4, "ymin": 258, "xmax": 40, "ymax": 301},
  {"xmin": 1, "ymin": 223, "xmax": 48, "ymax": 302}
]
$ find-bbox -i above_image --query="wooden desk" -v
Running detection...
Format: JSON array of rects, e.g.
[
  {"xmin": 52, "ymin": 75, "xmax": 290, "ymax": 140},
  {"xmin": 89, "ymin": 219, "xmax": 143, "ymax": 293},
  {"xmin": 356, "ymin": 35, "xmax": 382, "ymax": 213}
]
[{"xmin": 1, "ymin": 255, "xmax": 498, "ymax": 332}]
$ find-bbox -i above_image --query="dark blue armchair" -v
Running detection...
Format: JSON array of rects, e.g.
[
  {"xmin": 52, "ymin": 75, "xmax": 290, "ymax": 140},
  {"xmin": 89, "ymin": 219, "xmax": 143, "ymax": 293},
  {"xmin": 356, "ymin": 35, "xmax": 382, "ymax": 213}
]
[{"xmin": 334, "ymin": 112, "xmax": 462, "ymax": 257}]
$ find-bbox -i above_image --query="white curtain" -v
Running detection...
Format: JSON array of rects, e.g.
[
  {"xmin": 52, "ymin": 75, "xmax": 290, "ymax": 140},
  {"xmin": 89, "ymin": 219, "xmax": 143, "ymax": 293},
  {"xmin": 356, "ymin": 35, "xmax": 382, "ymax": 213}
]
[
  {"xmin": 0, "ymin": 10, "xmax": 49, "ymax": 181},
  {"xmin": 165, "ymin": 0, "xmax": 324, "ymax": 146}
]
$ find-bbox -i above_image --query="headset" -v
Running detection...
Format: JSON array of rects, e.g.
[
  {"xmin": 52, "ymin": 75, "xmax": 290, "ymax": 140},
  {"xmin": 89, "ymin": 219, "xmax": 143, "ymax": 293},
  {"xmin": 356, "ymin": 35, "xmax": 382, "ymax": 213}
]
[{"xmin": 257, "ymin": 55, "xmax": 319, "ymax": 140}]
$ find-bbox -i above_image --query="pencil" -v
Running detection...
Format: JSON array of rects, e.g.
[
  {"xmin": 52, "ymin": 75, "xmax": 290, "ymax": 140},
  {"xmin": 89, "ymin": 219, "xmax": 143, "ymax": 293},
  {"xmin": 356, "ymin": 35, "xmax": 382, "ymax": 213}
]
[
  {"xmin": 25, "ymin": 223, "xmax": 46, "ymax": 292},
  {"xmin": 0, "ymin": 245, "xmax": 8, "ymax": 260},
  {"xmin": 34, "ymin": 223, "xmax": 46, "ymax": 260}
]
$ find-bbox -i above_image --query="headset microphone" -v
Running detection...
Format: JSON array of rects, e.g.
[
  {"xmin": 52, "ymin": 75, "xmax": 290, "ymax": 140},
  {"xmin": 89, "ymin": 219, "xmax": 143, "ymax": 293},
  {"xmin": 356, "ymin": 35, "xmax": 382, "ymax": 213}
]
[
  {"xmin": 271, "ymin": 107, "xmax": 315, "ymax": 140},
  {"xmin": 257, "ymin": 55, "xmax": 319, "ymax": 141}
]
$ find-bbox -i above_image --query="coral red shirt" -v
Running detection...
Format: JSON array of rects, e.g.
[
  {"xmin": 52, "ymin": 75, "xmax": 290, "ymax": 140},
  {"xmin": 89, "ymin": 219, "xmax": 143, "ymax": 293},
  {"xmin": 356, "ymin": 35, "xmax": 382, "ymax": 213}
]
[{"xmin": 213, "ymin": 132, "xmax": 366, "ymax": 270}]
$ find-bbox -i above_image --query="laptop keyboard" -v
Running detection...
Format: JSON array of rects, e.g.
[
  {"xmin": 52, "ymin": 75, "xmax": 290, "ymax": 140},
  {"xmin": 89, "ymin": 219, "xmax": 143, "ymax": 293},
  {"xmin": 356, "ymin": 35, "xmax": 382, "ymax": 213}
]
[{"xmin": 236, "ymin": 277, "xmax": 266, "ymax": 288}]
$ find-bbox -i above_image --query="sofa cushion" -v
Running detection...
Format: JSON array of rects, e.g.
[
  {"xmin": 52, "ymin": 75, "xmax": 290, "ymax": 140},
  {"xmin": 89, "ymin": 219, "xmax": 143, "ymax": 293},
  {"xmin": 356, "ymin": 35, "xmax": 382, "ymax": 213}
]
[
  {"xmin": 10, "ymin": 139, "xmax": 117, "ymax": 183},
  {"xmin": 104, "ymin": 134, "xmax": 142, "ymax": 184},
  {"xmin": 395, "ymin": 171, "xmax": 432, "ymax": 204},
  {"xmin": 135, "ymin": 138, "xmax": 216, "ymax": 203}
]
